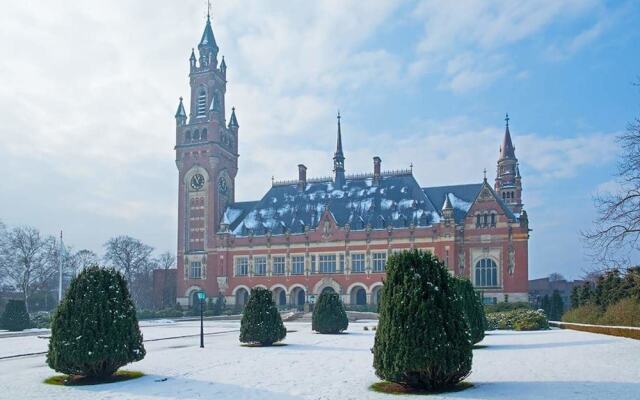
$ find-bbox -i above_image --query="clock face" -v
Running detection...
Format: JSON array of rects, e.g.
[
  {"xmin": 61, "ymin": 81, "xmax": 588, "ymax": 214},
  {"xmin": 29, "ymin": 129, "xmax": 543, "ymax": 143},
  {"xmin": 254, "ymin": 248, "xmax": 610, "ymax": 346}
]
[
  {"xmin": 190, "ymin": 174, "xmax": 205, "ymax": 191},
  {"xmin": 218, "ymin": 177, "xmax": 228, "ymax": 193}
]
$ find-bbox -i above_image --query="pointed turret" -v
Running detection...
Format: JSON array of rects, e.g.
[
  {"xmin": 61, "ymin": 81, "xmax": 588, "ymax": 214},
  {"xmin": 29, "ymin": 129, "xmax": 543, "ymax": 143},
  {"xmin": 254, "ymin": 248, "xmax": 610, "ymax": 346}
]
[
  {"xmin": 229, "ymin": 107, "xmax": 239, "ymax": 128},
  {"xmin": 495, "ymin": 113, "xmax": 523, "ymax": 214},
  {"xmin": 175, "ymin": 97, "xmax": 187, "ymax": 126},
  {"xmin": 499, "ymin": 113, "xmax": 516, "ymax": 160},
  {"xmin": 333, "ymin": 112, "xmax": 346, "ymax": 187},
  {"xmin": 198, "ymin": 14, "xmax": 219, "ymax": 67},
  {"xmin": 442, "ymin": 194, "xmax": 454, "ymax": 223},
  {"xmin": 220, "ymin": 56, "xmax": 227, "ymax": 76},
  {"xmin": 189, "ymin": 48, "xmax": 197, "ymax": 70}
]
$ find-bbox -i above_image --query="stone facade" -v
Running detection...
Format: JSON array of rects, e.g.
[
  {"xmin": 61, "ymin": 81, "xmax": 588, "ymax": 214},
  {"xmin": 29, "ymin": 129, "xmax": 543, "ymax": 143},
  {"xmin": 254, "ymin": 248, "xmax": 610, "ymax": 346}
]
[{"xmin": 174, "ymin": 15, "xmax": 531, "ymax": 308}]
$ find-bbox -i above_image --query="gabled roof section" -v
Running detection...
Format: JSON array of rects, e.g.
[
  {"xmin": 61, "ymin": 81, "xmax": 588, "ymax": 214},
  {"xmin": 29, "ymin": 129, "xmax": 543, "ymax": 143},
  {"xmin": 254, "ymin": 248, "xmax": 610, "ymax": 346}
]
[
  {"xmin": 473, "ymin": 181, "xmax": 518, "ymax": 221},
  {"xmin": 223, "ymin": 172, "xmax": 440, "ymax": 236},
  {"xmin": 423, "ymin": 183, "xmax": 482, "ymax": 223}
]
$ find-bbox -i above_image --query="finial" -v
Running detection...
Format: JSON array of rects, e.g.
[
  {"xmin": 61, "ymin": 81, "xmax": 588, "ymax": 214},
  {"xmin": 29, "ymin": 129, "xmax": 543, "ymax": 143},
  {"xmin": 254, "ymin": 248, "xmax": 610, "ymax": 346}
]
[
  {"xmin": 179, "ymin": 96, "xmax": 183, "ymax": 102},
  {"xmin": 207, "ymin": 0, "xmax": 212, "ymax": 19},
  {"xmin": 410, "ymin": 162, "xmax": 413, "ymax": 172},
  {"xmin": 337, "ymin": 110, "xmax": 341, "ymax": 121},
  {"xmin": 505, "ymin": 113, "xmax": 510, "ymax": 128},
  {"xmin": 483, "ymin": 168, "xmax": 487, "ymax": 181}
]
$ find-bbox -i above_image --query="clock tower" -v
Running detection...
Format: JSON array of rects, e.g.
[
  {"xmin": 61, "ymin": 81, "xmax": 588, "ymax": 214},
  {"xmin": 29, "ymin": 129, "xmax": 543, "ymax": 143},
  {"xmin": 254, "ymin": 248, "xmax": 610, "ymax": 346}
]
[{"xmin": 174, "ymin": 11, "xmax": 239, "ymax": 305}]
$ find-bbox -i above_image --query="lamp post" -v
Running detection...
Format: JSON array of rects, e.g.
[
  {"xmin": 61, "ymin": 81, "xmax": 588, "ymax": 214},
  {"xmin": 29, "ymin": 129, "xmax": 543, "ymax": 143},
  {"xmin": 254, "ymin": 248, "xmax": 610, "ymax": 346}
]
[{"xmin": 197, "ymin": 291, "xmax": 206, "ymax": 348}]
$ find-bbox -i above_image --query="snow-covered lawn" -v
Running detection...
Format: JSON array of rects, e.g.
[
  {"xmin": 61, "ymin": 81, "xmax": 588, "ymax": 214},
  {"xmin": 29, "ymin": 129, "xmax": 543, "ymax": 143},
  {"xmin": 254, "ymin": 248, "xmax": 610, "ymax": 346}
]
[{"xmin": 0, "ymin": 320, "xmax": 639, "ymax": 399}]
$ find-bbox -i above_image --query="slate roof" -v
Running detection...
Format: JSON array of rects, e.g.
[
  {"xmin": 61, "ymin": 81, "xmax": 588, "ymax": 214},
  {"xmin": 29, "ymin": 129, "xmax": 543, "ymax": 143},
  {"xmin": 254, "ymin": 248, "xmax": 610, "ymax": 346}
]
[
  {"xmin": 222, "ymin": 172, "xmax": 441, "ymax": 236},
  {"xmin": 422, "ymin": 182, "xmax": 517, "ymax": 222},
  {"xmin": 422, "ymin": 184, "xmax": 482, "ymax": 223}
]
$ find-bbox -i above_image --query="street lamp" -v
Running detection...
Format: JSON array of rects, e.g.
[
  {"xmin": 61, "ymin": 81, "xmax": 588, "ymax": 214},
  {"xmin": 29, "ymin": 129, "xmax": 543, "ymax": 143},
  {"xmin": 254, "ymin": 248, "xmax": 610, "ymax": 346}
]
[{"xmin": 197, "ymin": 291, "xmax": 206, "ymax": 348}]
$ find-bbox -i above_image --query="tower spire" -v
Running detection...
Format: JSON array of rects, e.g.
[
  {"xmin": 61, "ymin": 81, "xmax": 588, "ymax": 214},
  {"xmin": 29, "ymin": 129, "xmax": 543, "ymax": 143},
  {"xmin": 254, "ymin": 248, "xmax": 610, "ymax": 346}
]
[
  {"xmin": 333, "ymin": 111, "xmax": 346, "ymax": 187},
  {"xmin": 499, "ymin": 112, "xmax": 515, "ymax": 160}
]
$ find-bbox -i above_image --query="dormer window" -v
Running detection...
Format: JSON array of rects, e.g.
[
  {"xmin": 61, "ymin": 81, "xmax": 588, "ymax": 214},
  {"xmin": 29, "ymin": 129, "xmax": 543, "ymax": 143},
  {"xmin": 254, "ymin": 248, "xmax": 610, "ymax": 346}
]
[{"xmin": 196, "ymin": 88, "xmax": 207, "ymax": 117}]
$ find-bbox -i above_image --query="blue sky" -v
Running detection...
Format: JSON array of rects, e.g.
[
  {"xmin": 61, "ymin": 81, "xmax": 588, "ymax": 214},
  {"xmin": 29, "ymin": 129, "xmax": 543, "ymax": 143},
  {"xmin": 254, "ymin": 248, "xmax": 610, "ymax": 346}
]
[{"xmin": 0, "ymin": 1, "xmax": 638, "ymax": 279}]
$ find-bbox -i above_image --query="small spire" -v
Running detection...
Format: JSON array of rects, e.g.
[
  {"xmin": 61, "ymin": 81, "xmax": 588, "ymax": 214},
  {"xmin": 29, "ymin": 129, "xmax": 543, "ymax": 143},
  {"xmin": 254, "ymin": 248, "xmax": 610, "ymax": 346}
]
[
  {"xmin": 207, "ymin": 0, "xmax": 211, "ymax": 19},
  {"xmin": 220, "ymin": 56, "xmax": 227, "ymax": 70},
  {"xmin": 229, "ymin": 107, "xmax": 239, "ymax": 128},
  {"xmin": 190, "ymin": 48, "xmax": 196, "ymax": 61},
  {"xmin": 499, "ymin": 113, "xmax": 516, "ymax": 160},
  {"xmin": 442, "ymin": 194, "xmax": 453, "ymax": 211},
  {"xmin": 333, "ymin": 111, "xmax": 346, "ymax": 187},
  {"xmin": 175, "ymin": 97, "xmax": 187, "ymax": 119}
]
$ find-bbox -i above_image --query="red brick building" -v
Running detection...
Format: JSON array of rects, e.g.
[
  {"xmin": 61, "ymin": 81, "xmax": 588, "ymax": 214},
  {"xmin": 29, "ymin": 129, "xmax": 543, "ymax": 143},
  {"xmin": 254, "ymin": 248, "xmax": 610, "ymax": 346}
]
[{"xmin": 174, "ymin": 14, "xmax": 530, "ymax": 308}]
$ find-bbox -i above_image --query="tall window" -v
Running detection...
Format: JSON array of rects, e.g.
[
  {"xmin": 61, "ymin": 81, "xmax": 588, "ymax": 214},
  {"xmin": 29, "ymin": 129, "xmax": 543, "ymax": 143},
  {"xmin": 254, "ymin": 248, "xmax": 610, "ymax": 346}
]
[
  {"xmin": 311, "ymin": 255, "xmax": 316, "ymax": 274},
  {"xmin": 490, "ymin": 213, "xmax": 496, "ymax": 227},
  {"xmin": 273, "ymin": 256, "xmax": 285, "ymax": 275},
  {"xmin": 291, "ymin": 255, "xmax": 304, "ymax": 275},
  {"xmin": 372, "ymin": 252, "xmax": 387, "ymax": 272},
  {"xmin": 339, "ymin": 254, "xmax": 345, "ymax": 272},
  {"xmin": 351, "ymin": 253, "xmax": 365, "ymax": 273},
  {"xmin": 235, "ymin": 257, "xmax": 248, "ymax": 277},
  {"xmin": 254, "ymin": 256, "xmax": 267, "ymax": 276},
  {"xmin": 319, "ymin": 254, "xmax": 337, "ymax": 273},
  {"xmin": 196, "ymin": 88, "xmax": 207, "ymax": 117},
  {"xmin": 190, "ymin": 261, "xmax": 202, "ymax": 279},
  {"xmin": 475, "ymin": 258, "xmax": 498, "ymax": 287}
]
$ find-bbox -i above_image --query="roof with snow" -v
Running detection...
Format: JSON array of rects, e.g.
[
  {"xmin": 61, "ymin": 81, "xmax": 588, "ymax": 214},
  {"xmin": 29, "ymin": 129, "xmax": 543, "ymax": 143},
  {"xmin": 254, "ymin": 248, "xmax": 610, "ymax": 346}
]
[{"xmin": 222, "ymin": 171, "xmax": 443, "ymax": 236}]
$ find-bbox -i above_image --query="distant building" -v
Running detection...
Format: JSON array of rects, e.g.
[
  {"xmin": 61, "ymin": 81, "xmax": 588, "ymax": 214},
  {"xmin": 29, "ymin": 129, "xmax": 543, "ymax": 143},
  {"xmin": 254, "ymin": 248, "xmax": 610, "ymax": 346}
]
[
  {"xmin": 152, "ymin": 269, "xmax": 177, "ymax": 310},
  {"xmin": 173, "ymin": 12, "xmax": 531, "ymax": 308},
  {"xmin": 529, "ymin": 277, "xmax": 584, "ymax": 310}
]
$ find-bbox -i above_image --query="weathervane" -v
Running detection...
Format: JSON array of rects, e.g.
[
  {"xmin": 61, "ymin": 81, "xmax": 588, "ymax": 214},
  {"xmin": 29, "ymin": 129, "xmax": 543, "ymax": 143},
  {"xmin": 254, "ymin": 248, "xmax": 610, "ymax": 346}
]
[{"xmin": 207, "ymin": 0, "xmax": 212, "ymax": 18}]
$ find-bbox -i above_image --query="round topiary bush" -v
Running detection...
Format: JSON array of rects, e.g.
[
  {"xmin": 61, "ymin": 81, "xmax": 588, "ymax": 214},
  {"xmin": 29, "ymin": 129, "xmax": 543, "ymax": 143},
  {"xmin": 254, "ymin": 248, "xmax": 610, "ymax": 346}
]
[
  {"xmin": 453, "ymin": 278, "xmax": 486, "ymax": 344},
  {"xmin": 373, "ymin": 250, "xmax": 472, "ymax": 391},
  {"xmin": 47, "ymin": 266, "xmax": 146, "ymax": 378},
  {"xmin": 1, "ymin": 300, "xmax": 30, "ymax": 331},
  {"xmin": 312, "ymin": 291, "xmax": 348, "ymax": 334},
  {"xmin": 239, "ymin": 287, "xmax": 286, "ymax": 346}
]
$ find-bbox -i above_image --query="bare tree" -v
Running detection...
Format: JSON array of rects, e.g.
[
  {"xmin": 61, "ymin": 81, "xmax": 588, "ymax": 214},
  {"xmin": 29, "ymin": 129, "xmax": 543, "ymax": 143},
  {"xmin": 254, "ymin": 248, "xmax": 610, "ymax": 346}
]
[
  {"xmin": 583, "ymin": 108, "xmax": 640, "ymax": 269},
  {"xmin": 3, "ymin": 226, "xmax": 57, "ymax": 312},
  {"xmin": 155, "ymin": 252, "xmax": 176, "ymax": 308},
  {"xmin": 0, "ymin": 220, "xmax": 8, "ymax": 286},
  {"xmin": 548, "ymin": 273, "xmax": 566, "ymax": 282},
  {"xmin": 71, "ymin": 249, "xmax": 99, "ymax": 277},
  {"xmin": 103, "ymin": 236, "xmax": 154, "ymax": 307}
]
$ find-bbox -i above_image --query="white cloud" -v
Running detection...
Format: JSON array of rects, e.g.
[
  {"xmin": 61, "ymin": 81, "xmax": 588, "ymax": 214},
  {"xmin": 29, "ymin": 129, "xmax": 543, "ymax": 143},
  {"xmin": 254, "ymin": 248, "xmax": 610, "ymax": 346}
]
[{"xmin": 409, "ymin": 0, "xmax": 602, "ymax": 91}]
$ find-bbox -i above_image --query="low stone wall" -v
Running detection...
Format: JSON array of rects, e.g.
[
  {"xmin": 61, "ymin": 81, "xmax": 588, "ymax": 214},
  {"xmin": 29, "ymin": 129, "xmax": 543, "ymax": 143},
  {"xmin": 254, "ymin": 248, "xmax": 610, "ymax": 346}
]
[{"xmin": 550, "ymin": 321, "xmax": 640, "ymax": 340}]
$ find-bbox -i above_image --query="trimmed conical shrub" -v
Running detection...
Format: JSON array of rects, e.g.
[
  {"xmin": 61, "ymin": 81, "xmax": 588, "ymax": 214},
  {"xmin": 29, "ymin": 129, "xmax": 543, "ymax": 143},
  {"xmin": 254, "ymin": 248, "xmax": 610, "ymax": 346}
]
[
  {"xmin": 373, "ymin": 250, "xmax": 472, "ymax": 390},
  {"xmin": 1, "ymin": 300, "xmax": 30, "ymax": 331},
  {"xmin": 453, "ymin": 277, "xmax": 486, "ymax": 344},
  {"xmin": 312, "ymin": 291, "xmax": 349, "ymax": 334},
  {"xmin": 239, "ymin": 287, "xmax": 286, "ymax": 346},
  {"xmin": 47, "ymin": 266, "xmax": 145, "ymax": 378}
]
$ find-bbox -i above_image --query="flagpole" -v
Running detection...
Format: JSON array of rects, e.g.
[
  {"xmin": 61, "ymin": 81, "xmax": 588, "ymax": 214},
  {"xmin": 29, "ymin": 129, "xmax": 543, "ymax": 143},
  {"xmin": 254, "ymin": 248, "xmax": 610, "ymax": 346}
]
[{"xmin": 58, "ymin": 230, "xmax": 63, "ymax": 303}]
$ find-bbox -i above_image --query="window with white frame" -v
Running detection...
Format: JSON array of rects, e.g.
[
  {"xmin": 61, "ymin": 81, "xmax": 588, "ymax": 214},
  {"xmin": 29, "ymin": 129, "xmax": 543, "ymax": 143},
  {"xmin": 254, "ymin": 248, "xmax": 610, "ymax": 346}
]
[
  {"xmin": 475, "ymin": 258, "xmax": 498, "ymax": 287},
  {"xmin": 273, "ymin": 256, "xmax": 285, "ymax": 275},
  {"xmin": 372, "ymin": 252, "xmax": 387, "ymax": 272},
  {"xmin": 254, "ymin": 256, "xmax": 267, "ymax": 276},
  {"xmin": 339, "ymin": 254, "xmax": 345, "ymax": 272},
  {"xmin": 351, "ymin": 253, "xmax": 365, "ymax": 273},
  {"xmin": 190, "ymin": 261, "xmax": 202, "ymax": 279},
  {"xmin": 235, "ymin": 257, "xmax": 248, "ymax": 277},
  {"xmin": 311, "ymin": 255, "xmax": 316, "ymax": 274},
  {"xmin": 319, "ymin": 254, "xmax": 337, "ymax": 273},
  {"xmin": 291, "ymin": 255, "xmax": 304, "ymax": 275}
]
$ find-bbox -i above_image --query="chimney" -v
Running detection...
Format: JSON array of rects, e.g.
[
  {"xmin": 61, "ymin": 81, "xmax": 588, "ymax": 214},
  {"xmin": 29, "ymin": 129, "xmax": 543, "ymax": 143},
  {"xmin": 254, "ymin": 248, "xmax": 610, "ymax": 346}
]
[
  {"xmin": 373, "ymin": 156, "xmax": 381, "ymax": 184},
  {"xmin": 298, "ymin": 164, "xmax": 307, "ymax": 190}
]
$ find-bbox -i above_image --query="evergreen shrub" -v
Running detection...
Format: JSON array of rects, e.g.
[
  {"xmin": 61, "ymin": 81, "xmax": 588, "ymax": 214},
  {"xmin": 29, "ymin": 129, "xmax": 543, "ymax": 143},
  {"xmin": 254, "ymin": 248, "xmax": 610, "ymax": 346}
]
[
  {"xmin": 598, "ymin": 298, "xmax": 640, "ymax": 327},
  {"xmin": 453, "ymin": 278, "xmax": 486, "ymax": 344},
  {"xmin": 47, "ymin": 266, "xmax": 146, "ymax": 378},
  {"xmin": 373, "ymin": 250, "xmax": 472, "ymax": 390},
  {"xmin": 0, "ymin": 300, "xmax": 30, "ymax": 331},
  {"xmin": 312, "ymin": 291, "xmax": 348, "ymax": 334},
  {"xmin": 561, "ymin": 304, "xmax": 603, "ymax": 325},
  {"xmin": 239, "ymin": 288, "xmax": 286, "ymax": 346},
  {"xmin": 484, "ymin": 301, "xmax": 531, "ymax": 314},
  {"xmin": 486, "ymin": 309, "xmax": 549, "ymax": 331}
]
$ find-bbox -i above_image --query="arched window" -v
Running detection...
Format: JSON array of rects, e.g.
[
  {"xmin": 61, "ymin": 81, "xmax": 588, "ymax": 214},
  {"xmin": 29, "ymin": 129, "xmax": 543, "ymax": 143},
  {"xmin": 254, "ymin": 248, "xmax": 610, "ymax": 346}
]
[
  {"xmin": 193, "ymin": 129, "xmax": 200, "ymax": 141},
  {"xmin": 482, "ymin": 214, "xmax": 488, "ymax": 226},
  {"xmin": 196, "ymin": 88, "xmax": 207, "ymax": 117},
  {"xmin": 476, "ymin": 214, "xmax": 481, "ymax": 227},
  {"xmin": 475, "ymin": 258, "xmax": 498, "ymax": 287},
  {"xmin": 201, "ymin": 128, "xmax": 207, "ymax": 140},
  {"xmin": 490, "ymin": 213, "xmax": 496, "ymax": 227},
  {"xmin": 236, "ymin": 288, "xmax": 249, "ymax": 306},
  {"xmin": 185, "ymin": 131, "xmax": 192, "ymax": 143}
]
